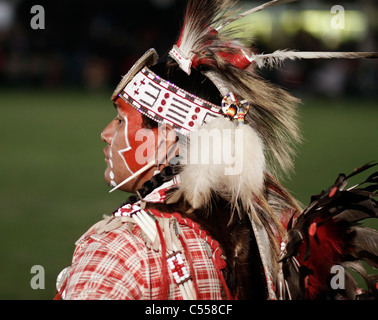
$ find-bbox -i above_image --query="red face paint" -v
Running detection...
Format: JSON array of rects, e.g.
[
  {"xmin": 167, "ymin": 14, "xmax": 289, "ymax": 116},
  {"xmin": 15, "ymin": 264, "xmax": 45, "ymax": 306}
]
[
  {"xmin": 117, "ymin": 98, "xmax": 158, "ymax": 173},
  {"xmin": 102, "ymin": 97, "xmax": 158, "ymax": 192}
]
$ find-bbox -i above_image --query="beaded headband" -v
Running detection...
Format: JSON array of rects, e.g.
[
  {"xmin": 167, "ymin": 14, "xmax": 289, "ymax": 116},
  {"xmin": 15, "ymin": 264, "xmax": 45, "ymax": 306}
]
[
  {"xmin": 112, "ymin": 49, "xmax": 229, "ymax": 136},
  {"xmin": 119, "ymin": 66, "xmax": 223, "ymax": 136}
]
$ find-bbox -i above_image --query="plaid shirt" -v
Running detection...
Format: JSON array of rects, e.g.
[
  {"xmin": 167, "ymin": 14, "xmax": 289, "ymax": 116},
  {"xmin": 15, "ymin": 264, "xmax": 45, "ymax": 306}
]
[{"xmin": 62, "ymin": 213, "xmax": 226, "ymax": 300}]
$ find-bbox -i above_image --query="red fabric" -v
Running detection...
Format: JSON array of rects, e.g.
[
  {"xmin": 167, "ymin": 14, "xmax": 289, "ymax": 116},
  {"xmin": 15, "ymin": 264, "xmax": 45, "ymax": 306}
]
[
  {"xmin": 149, "ymin": 210, "xmax": 234, "ymax": 299},
  {"xmin": 60, "ymin": 182, "xmax": 297, "ymax": 300},
  {"xmin": 62, "ymin": 212, "xmax": 227, "ymax": 300}
]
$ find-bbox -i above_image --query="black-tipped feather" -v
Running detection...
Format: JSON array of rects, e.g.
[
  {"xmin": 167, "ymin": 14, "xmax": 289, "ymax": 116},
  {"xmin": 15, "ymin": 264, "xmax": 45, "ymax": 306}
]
[{"xmin": 280, "ymin": 163, "xmax": 378, "ymax": 300}]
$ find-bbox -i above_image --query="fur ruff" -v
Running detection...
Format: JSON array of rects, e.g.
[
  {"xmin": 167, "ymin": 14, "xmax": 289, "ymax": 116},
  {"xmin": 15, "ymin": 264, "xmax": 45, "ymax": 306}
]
[{"xmin": 177, "ymin": 117, "xmax": 265, "ymax": 220}]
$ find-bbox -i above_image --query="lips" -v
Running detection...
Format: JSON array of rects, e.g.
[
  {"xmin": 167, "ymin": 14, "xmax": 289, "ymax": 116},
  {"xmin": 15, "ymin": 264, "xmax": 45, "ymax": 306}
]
[{"xmin": 104, "ymin": 146, "xmax": 110, "ymax": 160}]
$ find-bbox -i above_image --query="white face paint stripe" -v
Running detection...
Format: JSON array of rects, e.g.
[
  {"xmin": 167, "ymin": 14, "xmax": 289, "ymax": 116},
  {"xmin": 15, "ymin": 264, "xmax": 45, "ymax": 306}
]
[
  {"xmin": 109, "ymin": 143, "xmax": 116, "ymax": 186},
  {"xmin": 109, "ymin": 147, "xmax": 116, "ymax": 187},
  {"xmin": 108, "ymin": 115, "xmax": 136, "ymax": 189},
  {"xmin": 117, "ymin": 115, "xmax": 134, "ymax": 175}
]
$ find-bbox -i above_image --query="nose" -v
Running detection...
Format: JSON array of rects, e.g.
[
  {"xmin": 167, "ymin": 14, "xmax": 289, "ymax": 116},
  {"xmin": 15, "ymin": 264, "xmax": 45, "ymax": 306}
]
[{"xmin": 101, "ymin": 122, "xmax": 114, "ymax": 144}]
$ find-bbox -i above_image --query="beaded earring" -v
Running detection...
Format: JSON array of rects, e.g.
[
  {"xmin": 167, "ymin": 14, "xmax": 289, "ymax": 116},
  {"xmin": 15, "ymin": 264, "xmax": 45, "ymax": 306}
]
[{"xmin": 222, "ymin": 92, "xmax": 250, "ymax": 125}]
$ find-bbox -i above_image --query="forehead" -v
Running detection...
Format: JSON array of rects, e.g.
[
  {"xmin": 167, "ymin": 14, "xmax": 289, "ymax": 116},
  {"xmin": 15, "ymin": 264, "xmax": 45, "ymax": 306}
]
[{"xmin": 114, "ymin": 98, "xmax": 141, "ymax": 118}]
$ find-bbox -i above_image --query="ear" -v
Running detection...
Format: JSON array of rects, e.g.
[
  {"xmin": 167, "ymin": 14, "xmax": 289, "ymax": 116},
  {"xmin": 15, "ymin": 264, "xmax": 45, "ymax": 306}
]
[{"xmin": 156, "ymin": 124, "xmax": 179, "ymax": 168}]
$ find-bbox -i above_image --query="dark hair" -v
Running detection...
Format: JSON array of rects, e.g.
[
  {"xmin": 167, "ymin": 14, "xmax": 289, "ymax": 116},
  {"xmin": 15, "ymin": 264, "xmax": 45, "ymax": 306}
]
[
  {"xmin": 150, "ymin": 61, "xmax": 222, "ymax": 105},
  {"xmin": 125, "ymin": 165, "xmax": 182, "ymax": 205}
]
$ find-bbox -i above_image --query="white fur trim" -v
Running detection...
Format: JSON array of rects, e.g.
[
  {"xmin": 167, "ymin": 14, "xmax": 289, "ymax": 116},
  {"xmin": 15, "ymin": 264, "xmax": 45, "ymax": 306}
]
[{"xmin": 179, "ymin": 117, "xmax": 265, "ymax": 210}]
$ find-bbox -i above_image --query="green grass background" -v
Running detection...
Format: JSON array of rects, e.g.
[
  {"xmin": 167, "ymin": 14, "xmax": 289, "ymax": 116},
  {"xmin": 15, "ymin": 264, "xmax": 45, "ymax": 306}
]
[{"xmin": 0, "ymin": 89, "xmax": 377, "ymax": 299}]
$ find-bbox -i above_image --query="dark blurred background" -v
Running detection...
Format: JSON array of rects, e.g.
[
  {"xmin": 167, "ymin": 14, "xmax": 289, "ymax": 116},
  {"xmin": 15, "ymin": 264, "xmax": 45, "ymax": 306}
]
[
  {"xmin": 1, "ymin": 0, "xmax": 186, "ymax": 90},
  {"xmin": 0, "ymin": 0, "xmax": 377, "ymax": 300},
  {"xmin": 0, "ymin": 0, "xmax": 377, "ymax": 97}
]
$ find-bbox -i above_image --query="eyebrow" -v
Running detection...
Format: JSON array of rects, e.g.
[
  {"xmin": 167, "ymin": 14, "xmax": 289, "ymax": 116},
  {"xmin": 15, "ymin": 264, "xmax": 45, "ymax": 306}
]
[{"xmin": 113, "ymin": 102, "xmax": 123, "ymax": 115}]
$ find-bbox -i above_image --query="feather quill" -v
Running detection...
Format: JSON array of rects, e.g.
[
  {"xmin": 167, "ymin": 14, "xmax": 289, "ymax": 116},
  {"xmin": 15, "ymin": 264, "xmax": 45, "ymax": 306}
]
[{"xmin": 251, "ymin": 50, "xmax": 378, "ymax": 69}]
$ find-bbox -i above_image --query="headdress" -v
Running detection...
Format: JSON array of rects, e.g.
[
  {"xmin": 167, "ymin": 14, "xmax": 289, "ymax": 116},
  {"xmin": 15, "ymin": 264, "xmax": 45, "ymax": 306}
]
[{"xmin": 111, "ymin": 0, "xmax": 376, "ymax": 215}]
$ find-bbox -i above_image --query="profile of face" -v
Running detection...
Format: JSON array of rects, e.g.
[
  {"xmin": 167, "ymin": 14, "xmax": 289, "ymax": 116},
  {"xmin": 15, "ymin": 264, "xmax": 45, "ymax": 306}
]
[{"xmin": 101, "ymin": 98, "xmax": 159, "ymax": 192}]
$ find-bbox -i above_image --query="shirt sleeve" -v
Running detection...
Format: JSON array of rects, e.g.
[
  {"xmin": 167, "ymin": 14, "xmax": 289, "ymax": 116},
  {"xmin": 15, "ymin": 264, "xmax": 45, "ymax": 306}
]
[{"xmin": 63, "ymin": 228, "xmax": 145, "ymax": 300}]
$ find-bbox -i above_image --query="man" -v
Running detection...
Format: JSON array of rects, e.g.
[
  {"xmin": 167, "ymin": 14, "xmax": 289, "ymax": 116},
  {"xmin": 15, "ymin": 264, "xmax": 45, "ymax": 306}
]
[{"xmin": 56, "ymin": 0, "xmax": 378, "ymax": 300}]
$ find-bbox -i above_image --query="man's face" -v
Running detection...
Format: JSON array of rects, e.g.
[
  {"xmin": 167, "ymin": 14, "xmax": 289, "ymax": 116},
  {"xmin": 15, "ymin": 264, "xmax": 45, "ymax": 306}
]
[{"xmin": 101, "ymin": 99, "xmax": 158, "ymax": 192}]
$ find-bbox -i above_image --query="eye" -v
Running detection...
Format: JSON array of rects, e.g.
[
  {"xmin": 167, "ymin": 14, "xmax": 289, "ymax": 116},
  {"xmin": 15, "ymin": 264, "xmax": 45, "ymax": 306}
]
[{"xmin": 115, "ymin": 116, "xmax": 123, "ymax": 124}]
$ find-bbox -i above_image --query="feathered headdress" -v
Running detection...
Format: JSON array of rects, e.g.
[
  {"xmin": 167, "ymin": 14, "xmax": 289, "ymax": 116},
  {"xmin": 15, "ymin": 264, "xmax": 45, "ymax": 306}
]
[
  {"xmin": 168, "ymin": 0, "xmax": 376, "ymax": 215},
  {"xmin": 169, "ymin": 0, "xmax": 377, "ymax": 175},
  {"xmin": 112, "ymin": 0, "xmax": 377, "ymax": 196}
]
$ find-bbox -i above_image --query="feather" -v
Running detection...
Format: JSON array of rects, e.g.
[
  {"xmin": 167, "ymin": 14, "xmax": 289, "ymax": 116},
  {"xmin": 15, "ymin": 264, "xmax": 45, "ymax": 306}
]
[
  {"xmin": 252, "ymin": 50, "xmax": 378, "ymax": 69},
  {"xmin": 350, "ymin": 226, "xmax": 378, "ymax": 268},
  {"xmin": 169, "ymin": 0, "xmax": 303, "ymax": 177},
  {"xmin": 280, "ymin": 163, "xmax": 378, "ymax": 300},
  {"xmin": 174, "ymin": 0, "xmax": 235, "ymax": 62},
  {"xmin": 341, "ymin": 261, "xmax": 368, "ymax": 284},
  {"xmin": 342, "ymin": 270, "xmax": 359, "ymax": 300}
]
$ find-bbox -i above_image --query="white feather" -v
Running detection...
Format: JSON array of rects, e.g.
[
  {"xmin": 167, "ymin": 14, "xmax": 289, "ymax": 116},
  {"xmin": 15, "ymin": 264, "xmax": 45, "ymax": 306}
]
[{"xmin": 251, "ymin": 50, "xmax": 378, "ymax": 68}]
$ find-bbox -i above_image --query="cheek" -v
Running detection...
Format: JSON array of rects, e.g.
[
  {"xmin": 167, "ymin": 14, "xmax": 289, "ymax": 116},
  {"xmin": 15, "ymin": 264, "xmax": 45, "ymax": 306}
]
[
  {"xmin": 109, "ymin": 117, "xmax": 158, "ymax": 178},
  {"xmin": 124, "ymin": 128, "xmax": 157, "ymax": 171}
]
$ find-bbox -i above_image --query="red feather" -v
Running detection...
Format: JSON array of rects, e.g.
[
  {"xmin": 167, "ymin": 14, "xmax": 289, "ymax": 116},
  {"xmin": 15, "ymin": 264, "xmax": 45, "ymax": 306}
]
[{"xmin": 295, "ymin": 217, "xmax": 347, "ymax": 299}]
